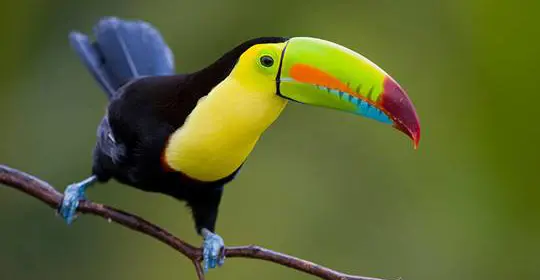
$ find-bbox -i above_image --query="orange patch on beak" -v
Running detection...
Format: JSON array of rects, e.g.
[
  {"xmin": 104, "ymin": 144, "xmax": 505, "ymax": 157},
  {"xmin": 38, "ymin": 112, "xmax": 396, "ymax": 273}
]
[{"xmin": 289, "ymin": 64, "xmax": 358, "ymax": 97}]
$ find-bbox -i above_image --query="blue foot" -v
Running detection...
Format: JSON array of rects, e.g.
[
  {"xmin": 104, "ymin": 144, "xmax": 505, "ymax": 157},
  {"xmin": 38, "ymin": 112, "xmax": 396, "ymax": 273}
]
[
  {"xmin": 58, "ymin": 176, "xmax": 96, "ymax": 224},
  {"xmin": 202, "ymin": 229, "xmax": 225, "ymax": 272}
]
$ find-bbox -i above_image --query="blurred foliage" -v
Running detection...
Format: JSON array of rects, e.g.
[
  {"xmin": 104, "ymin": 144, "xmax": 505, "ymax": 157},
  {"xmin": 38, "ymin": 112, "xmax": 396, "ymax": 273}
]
[{"xmin": 1, "ymin": 0, "xmax": 539, "ymax": 280}]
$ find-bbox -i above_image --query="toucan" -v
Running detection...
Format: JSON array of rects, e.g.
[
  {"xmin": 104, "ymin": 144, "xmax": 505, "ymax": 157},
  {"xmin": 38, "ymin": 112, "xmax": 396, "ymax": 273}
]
[{"xmin": 60, "ymin": 17, "xmax": 420, "ymax": 272}]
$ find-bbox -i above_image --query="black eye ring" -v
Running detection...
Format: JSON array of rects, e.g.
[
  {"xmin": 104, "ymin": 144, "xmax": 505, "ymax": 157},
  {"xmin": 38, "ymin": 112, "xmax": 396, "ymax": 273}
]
[{"xmin": 260, "ymin": 55, "xmax": 274, "ymax": 67}]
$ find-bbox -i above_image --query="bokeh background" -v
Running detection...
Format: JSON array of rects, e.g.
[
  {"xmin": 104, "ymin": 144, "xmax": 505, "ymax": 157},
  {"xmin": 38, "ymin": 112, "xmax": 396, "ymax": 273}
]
[{"xmin": 1, "ymin": 1, "xmax": 539, "ymax": 280}]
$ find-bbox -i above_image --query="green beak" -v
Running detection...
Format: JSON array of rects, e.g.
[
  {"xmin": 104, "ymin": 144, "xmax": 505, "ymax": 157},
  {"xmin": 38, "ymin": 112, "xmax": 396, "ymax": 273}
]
[{"xmin": 277, "ymin": 37, "xmax": 421, "ymax": 148}]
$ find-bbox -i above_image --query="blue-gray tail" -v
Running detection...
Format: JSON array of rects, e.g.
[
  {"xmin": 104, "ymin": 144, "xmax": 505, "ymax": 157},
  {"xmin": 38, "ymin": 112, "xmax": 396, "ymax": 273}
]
[{"xmin": 69, "ymin": 17, "xmax": 175, "ymax": 98}]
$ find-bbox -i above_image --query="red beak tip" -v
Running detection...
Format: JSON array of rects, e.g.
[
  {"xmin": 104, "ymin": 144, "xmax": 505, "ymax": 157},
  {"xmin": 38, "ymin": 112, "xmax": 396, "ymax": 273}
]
[
  {"xmin": 382, "ymin": 77, "xmax": 421, "ymax": 150},
  {"xmin": 412, "ymin": 130, "xmax": 420, "ymax": 149},
  {"xmin": 413, "ymin": 138, "xmax": 420, "ymax": 150}
]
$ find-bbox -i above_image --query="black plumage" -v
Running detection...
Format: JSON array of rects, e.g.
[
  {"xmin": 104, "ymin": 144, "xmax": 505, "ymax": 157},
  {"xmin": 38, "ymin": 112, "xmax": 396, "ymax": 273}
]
[{"xmin": 70, "ymin": 17, "xmax": 286, "ymax": 233}]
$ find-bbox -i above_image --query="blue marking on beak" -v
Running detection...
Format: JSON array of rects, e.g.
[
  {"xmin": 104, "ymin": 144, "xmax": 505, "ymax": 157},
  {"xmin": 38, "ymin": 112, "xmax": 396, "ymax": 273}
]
[
  {"xmin": 356, "ymin": 98, "xmax": 392, "ymax": 124},
  {"xmin": 324, "ymin": 87, "xmax": 392, "ymax": 124}
]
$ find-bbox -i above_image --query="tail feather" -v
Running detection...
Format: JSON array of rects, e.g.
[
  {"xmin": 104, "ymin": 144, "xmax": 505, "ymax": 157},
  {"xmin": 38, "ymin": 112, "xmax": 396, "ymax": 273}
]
[
  {"xmin": 69, "ymin": 17, "xmax": 175, "ymax": 98},
  {"xmin": 69, "ymin": 32, "xmax": 116, "ymax": 97}
]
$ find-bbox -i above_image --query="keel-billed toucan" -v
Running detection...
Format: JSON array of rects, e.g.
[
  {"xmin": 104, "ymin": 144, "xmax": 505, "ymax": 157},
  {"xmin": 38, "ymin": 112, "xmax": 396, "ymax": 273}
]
[{"xmin": 60, "ymin": 17, "xmax": 420, "ymax": 271}]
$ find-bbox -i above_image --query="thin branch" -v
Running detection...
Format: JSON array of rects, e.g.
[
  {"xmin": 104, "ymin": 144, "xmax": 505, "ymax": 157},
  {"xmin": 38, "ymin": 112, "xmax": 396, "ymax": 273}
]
[
  {"xmin": 0, "ymin": 164, "xmax": 385, "ymax": 280},
  {"xmin": 193, "ymin": 260, "xmax": 206, "ymax": 280}
]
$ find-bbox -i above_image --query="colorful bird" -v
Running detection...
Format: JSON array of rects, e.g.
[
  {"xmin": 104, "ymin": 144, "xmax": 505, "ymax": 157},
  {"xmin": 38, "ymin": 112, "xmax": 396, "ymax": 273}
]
[{"xmin": 60, "ymin": 17, "xmax": 420, "ymax": 272}]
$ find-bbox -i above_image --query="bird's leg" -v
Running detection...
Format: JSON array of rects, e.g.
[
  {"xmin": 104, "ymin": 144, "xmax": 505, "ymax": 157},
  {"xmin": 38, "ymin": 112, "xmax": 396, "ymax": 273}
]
[
  {"xmin": 201, "ymin": 228, "xmax": 225, "ymax": 271},
  {"xmin": 188, "ymin": 185, "xmax": 225, "ymax": 272},
  {"xmin": 58, "ymin": 175, "xmax": 97, "ymax": 224}
]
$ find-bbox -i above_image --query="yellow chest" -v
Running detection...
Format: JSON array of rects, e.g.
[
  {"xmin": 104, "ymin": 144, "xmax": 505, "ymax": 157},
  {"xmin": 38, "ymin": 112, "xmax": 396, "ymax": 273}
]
[{"xmin": 164, "ymin": 78, "xmax": 287, "ymax": 182}]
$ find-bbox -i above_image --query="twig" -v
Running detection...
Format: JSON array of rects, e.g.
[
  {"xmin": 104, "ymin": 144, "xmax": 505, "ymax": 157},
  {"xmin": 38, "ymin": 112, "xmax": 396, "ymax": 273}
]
[
  {"xmin": 0, "ymin": 164, "xmax": 385, "ymax": 280},
  {"xmin": 193, "ymin": 260, "xmax": 206, "ymax": 280}
]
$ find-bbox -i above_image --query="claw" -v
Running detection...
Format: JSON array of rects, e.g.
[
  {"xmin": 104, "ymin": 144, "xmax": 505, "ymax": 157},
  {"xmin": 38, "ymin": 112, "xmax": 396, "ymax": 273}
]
[
  {"xmin": 59, "ymin": 183, "xmax": 85, "ymax": 224},
  {"xmin": 202, "ymin": 229, "xmax": 225, "ymax": 273},
  {"xmin": 58, "ymin": 176, "xmax": 96, "ymax": 225}
]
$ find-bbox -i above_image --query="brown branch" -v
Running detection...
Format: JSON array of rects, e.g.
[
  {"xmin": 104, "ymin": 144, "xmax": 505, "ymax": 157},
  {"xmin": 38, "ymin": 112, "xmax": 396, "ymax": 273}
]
[{"xmin": 0, "ymin": 164, "xmax": 385, "ymax": 280}]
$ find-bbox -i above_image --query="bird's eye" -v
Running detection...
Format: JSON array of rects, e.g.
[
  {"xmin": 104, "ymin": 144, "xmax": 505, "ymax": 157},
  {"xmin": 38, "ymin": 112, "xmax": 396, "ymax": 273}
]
[{"xmin": 260, "ymin": 55, "xmax": 274, "ymax": 67}]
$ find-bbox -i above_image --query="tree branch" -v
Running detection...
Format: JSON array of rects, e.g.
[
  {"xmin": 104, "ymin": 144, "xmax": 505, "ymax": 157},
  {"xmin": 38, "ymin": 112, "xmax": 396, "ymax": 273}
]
[{"xmin": 0, "ymin": 164, "xmax": 385, "ymax": 280}]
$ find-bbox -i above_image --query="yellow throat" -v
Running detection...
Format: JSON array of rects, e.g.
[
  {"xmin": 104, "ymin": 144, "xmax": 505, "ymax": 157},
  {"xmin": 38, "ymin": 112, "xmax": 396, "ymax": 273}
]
[{"xmin": 164, "ymin": 43, "xmax": 288, "ymax": 182}]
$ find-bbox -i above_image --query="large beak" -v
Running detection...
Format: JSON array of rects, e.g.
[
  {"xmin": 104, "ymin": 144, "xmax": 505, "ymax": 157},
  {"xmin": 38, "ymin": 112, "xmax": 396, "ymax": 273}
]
[{"xmin": 277, "ymin": 37, "xmax": 421, "ymax": 148}]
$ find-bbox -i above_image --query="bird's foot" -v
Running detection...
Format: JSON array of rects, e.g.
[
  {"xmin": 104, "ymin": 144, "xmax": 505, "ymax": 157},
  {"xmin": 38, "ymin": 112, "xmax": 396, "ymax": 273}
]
[
  {"xmin": 201, "ymin": 229, "xmax": 225, "ymax": 272},
  {"xmin": 58, "ymin": 176, "xmax": 96, "ymax": 224}
]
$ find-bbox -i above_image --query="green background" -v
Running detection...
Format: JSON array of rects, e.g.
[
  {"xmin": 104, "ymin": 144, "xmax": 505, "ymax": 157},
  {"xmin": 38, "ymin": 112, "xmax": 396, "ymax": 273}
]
[{"xmin": 1, "ymin": 1, "xmax": 538, "ymax": 280}]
